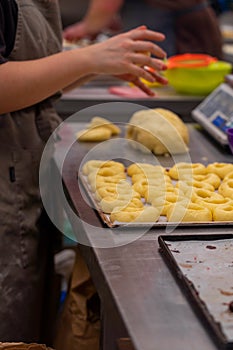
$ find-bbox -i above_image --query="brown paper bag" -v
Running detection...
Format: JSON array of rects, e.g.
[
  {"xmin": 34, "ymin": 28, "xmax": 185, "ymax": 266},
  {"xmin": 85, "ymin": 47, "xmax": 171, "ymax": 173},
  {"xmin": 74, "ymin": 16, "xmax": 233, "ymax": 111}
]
[{"xmin": 54, "ymin": 247, "xmax": 100, "ymax": 350}]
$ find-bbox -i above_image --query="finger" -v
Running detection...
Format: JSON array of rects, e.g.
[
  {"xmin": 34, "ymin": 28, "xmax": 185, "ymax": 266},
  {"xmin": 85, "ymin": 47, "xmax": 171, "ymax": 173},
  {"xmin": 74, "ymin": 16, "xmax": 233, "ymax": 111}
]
[
  {"xmin": 150, "ymin": 72, "xmax": 168, "ymax": 85},
  {"xmin": 129, "ymin": 27, "xmax": 166, "ymax": 42},
  {"xmin": 128, "ymin": 53, "xmax": 167, "ymax": 71},
  {"xmin": 127, "ymin": 63, "xmax": 158, "ymax": 83},
  {"xmin": 133, "ymin": 78, "xmax": 155, "ymax": 96},
  {"xmin": 130, "ymin": 41, "xmax": 167, "ymax": 60},
  {"xmin": 136, "ymin": 25, "xmax": 148, "ymax": 30},
  {"xmin": 129, "ymin": 63, "xmax": 168, "ymax": 86},
  {"xmin": 144, "ymin": 66, "xmax": 168, "ymax": 84}
]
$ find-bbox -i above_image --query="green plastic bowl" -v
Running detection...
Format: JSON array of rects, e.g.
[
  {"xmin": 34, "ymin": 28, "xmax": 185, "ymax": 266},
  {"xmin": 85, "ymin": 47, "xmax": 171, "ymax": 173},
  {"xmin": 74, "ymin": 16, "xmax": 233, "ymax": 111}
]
[{"xmin": 164, "ymin": 61, "xmax": 232, "ymax": 95}]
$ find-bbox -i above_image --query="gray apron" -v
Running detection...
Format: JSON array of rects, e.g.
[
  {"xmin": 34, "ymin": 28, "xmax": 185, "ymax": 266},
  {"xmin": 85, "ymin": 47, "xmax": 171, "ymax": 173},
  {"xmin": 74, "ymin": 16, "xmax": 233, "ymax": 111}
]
[{"xmin": 0, "ymin": 0, "xmax": 62, "ymax": 343}]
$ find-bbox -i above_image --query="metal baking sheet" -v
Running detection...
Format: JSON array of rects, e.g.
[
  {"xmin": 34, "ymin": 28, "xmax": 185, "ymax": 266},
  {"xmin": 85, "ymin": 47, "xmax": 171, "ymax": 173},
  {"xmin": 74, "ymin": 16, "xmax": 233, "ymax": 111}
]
[
  {"xmin": 79, "ymin": 173, "xmax": 233, "ymax": 229},
  {"xmin": 158, "ymin": 234, "xmax": 233, "ymax": 350}
]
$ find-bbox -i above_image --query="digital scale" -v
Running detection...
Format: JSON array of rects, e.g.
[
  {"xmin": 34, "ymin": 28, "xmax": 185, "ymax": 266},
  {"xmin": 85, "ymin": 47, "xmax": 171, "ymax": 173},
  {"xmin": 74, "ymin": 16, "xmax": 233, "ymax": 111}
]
[{"xmin": 192, "ymin": 76, "xmax": 233, "ymax": 146}]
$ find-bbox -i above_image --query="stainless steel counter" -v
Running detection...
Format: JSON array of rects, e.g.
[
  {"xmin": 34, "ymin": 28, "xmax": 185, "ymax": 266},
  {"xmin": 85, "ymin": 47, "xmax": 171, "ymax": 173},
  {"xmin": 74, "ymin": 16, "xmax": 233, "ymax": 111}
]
[
  {"xmin": 52, "ymin": 122, "xmax": 233, "ymax": 350},
  {"xmin": 55, "ymin": 80, "xmax": 203, "ymax": 122}
]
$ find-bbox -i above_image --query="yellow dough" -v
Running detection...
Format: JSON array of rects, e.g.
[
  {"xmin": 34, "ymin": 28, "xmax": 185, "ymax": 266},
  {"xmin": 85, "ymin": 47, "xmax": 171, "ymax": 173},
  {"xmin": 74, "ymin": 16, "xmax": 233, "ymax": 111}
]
[
  {"xmin": 87, "ymin": 116, "xmax": 121, "ymax": 135},
  {"xmin": 167, "ymin": 202, "xmax": 212, "ymax": 222},
  {"xmin": 145, "ymin": 185, "xmax": 182, "ymax": 204},
  {"xmin": 175, "ymin": 181, "xmax": 205, "ymax": 199},
  {"xmin": 168, "ymin": 162, "xmax": 206, "ymax": 180},
  {"xmin": 88, "ymin": 171, "xmax": 126, "ymax": 184},
  {"xmin": 191, "ymin": 188, "xmax": 223, "ymax": 202},
  {"xmin": 223, "ymin": 170, "xmax": 233, "ymax": 181},
  {"xmin": 130, "ymin": 173, "xmax": 168, "ymax": 184},
  {"xmin": 218, "ymin": 179, "xmax": 233, "ymax": 199},
  {"xmin": 77, "ymin": 117, "xmax": 120, "ymax": 142},
  {"xmin": 192, "ymin": 173, "xmax": 221, "ymax": 190},
  {"xmin": 133, "ymin": 177, "xmax": 172, "ymax": 199},
  {"xmin": 88, "ymin": 173, "xmax": 126, "ymax": 192},
  {"xmin": 127, "ymin": 163, "xmax": 165, "ymax": 176},
  {"xmin": 196, "ymin": 197, "xmax": 231, "ymax": 212},
  {"xmin": 82, "ymin": 159, "xmax": 233, "ymax": 224},
  {"xmin": 110, "ymin": 206, "xmax": 160, "ymax": 223},
  {"xmin": 212, "ymin": 203, "xmax": 233, "ymax": 221},
  {"xmin": 82, "ymin": 160, "xmax": 106, "ymax": 175},
  {"xmin": 206, "ymin": 163, "xmax": 233, "ymax": 179},
  {"xmin": 82, "ymin": 160, "xmax": 125, "ymax": 177},
  {"xmin": 100, "ymin": 196, "xmax": 143, "ymax": 214},
  {"xmin": 177, "ymin": 179, "xmax": 215, "ymax": 192},
  {"xmin": 126, "ymin": 108, "xmax": 189, "ymax": 155},
  {"xmin": 95, "ymin": 180, "xmax": 140, "ymax": 201},
  {"xmin": 151, "ymin": 192, "xmax": 188, "ymax": 216},
  {"xmin": 77, "ymin": 126, "xmax": 112, "ymax": 142}
]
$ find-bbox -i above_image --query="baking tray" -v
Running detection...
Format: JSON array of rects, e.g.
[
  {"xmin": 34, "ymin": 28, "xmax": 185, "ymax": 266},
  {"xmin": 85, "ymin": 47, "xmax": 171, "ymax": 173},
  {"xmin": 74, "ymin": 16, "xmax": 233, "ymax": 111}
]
[
  {"xmin": 79, "ymin": 173, "xmax": 233, "ymax": 228},
  {"xmin": 158, "ymin": 234, "xmax": 233, "ymax": 350}
]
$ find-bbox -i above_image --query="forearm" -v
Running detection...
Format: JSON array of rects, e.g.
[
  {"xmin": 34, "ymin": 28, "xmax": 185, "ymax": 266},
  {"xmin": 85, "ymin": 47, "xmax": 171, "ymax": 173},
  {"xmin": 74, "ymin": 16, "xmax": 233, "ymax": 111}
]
[
  {"xmin": 63, "ymin": 74, "xmax": 97, "ymax": 93},
  {"xmin": 84, "ymin": 0, "xmax": 123, "ymax": 30},
  {"xmin": 0, "ymin": 27, "xmax": 167, "ymax": 114},
  {"xmin": 0, "ymin": 49, "xmax": 94, "ymax": 114}
]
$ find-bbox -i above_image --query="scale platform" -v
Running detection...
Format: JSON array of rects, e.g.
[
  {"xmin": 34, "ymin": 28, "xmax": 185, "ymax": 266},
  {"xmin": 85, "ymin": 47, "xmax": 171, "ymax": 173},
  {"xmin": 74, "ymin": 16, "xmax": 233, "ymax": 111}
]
[{"xmin": 192, "ymin": 79, "xmax": 233, "ymax": 146}]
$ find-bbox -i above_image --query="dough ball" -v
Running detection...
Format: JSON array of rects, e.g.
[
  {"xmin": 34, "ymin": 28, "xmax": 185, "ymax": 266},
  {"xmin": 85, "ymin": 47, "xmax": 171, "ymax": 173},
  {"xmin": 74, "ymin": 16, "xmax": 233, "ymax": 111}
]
[
  {"xmin": 126, "ymin": 108, "xmax": 189, "ymax": 155},
  {"xmin": 77, "ymin": 126, "xmax": 111, "ymax": 142}
]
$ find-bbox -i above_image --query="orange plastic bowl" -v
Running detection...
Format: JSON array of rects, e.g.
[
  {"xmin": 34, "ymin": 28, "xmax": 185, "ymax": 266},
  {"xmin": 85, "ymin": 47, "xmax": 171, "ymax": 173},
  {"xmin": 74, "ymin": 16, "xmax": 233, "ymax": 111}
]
[{"xmin": 164, "ymin": 54, "xmax": 232, "ymax": 95}]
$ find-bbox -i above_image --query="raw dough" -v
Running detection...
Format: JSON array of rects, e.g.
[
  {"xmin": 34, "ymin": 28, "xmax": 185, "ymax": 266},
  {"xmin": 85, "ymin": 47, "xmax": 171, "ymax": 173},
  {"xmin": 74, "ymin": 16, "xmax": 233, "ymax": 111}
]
[{"xmin": 126, "ymin": 108, "xmax": 189, "ymax": 155}]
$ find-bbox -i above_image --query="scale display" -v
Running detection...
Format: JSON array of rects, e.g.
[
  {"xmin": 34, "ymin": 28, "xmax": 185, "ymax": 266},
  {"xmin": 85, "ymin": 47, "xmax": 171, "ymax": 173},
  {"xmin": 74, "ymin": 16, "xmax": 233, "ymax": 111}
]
[{"xmin": 192, "ymin": 83, "xmax": 233, "ymax": 145}]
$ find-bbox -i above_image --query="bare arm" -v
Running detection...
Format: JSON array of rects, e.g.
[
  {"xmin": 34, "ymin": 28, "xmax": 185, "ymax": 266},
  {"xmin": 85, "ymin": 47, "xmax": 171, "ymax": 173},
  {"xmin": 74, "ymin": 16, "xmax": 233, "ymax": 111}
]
[
  {"xmin": 63, "ymin": 0, "xmax": 124, "ymax": 41},
  {"xmin": 62, "ymin": 74, "xmax": 97, "ymax": 93},
  {"xmin": 0, "ymin": 49, "xmax": 93, "ymax": 114},
  {"xmin": 0, "ymin": 27, "xmax": 167, "ymax": 114}
]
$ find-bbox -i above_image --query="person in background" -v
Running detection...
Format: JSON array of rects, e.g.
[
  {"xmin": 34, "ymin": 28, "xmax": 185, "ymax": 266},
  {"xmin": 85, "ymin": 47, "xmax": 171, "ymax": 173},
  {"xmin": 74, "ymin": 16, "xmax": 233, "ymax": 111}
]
[
  {"xmin": 0, "ymin": 0, "xmax": 167, "ymax": 347},
  {"xmin": 63, "ymin": 0, "xmax": 223, "ymax": 58}
]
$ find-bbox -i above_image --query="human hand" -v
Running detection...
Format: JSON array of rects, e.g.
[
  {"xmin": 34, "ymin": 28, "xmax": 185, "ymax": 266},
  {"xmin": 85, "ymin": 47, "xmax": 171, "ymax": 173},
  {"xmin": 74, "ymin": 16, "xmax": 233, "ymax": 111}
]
[
  {"xmin": 63, "ymin": 21, "xmax": 97, "ymax": 42},
  {"xmin": 63, "ymin": 15, "xmax": 122, "ymax": 42},
  {"xmin": 84, "ymin": 26, "xmax": 167, "ymax": 93},
  {"xmin": 115, "ymin": 70, "xmax": 168, "ymax": 96}
]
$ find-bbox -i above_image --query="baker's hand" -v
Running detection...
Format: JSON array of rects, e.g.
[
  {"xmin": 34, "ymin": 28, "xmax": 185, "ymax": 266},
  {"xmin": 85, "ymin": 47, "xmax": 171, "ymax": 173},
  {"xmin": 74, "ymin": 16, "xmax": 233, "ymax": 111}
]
[
  {"xmin": 115, "ymin": 71, "xmax": 168, "ymax": 96},
  {"xmin": 63, "ymin": 15, "xmax": 122, "ymax": 42},
  {"xmin": 85, "ymin": 26, "xmax": 167, "ymax": 84},
  {"xmin": 63, "ymin": 21, "xmax": 97, "ymax": 41}
]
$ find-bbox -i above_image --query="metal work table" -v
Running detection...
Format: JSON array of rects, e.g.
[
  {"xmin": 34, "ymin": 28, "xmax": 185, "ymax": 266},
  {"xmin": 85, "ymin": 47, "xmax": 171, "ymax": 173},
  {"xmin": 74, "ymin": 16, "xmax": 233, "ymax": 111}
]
[
  {"xmin": 52, "ymin": 122, "xmax": 232, "ymax": 350},
  {"xmin": 55, "ymin": 80, "xmax": 203, "ymax": 122}
]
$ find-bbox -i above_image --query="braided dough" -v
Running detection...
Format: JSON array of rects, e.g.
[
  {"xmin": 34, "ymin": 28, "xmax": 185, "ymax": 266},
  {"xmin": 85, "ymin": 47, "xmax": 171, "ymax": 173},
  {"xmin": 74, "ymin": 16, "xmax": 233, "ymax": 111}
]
[
  {"xmin": 77, "ymin": 117, "xmax": 120, "ymax": 142},
  {"xmin": 110, "ymin": 206, "xmax": 160, "ymax": 223},
  {"xmin": 192, "ymin": 173, "xmax": 221, "ymax": 190},
  {"xmin": 212, "ymin": 203, "xmax": 233, "ymax": 221},
  {"xmin": 168, "ymin": 162, "xmax": 206, "ymax": 180},
  {"xmin": 196, "ymin": 197, "xmax": 231, "ymax": 212},
  {"xmin": 167, "ymin": 202, "xmax": 212, "ymax": 222},
  {"xmin": 206, "ymin": 163, "xmax": 233, "ymax": 179},
  {"xmin": 81, "ymin": 160, "xmax": 233, "ymax": 223},
  {"xmin": 100, "ymin": 196, "xmax": 143, "ymax": 214},
  {"xmin": 127, "ymin": 163, "xmax": 165, "ymax": 176},
  {"xmin": 218, "ymin": 179, "xmax": 233, "ymax": 199}
]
